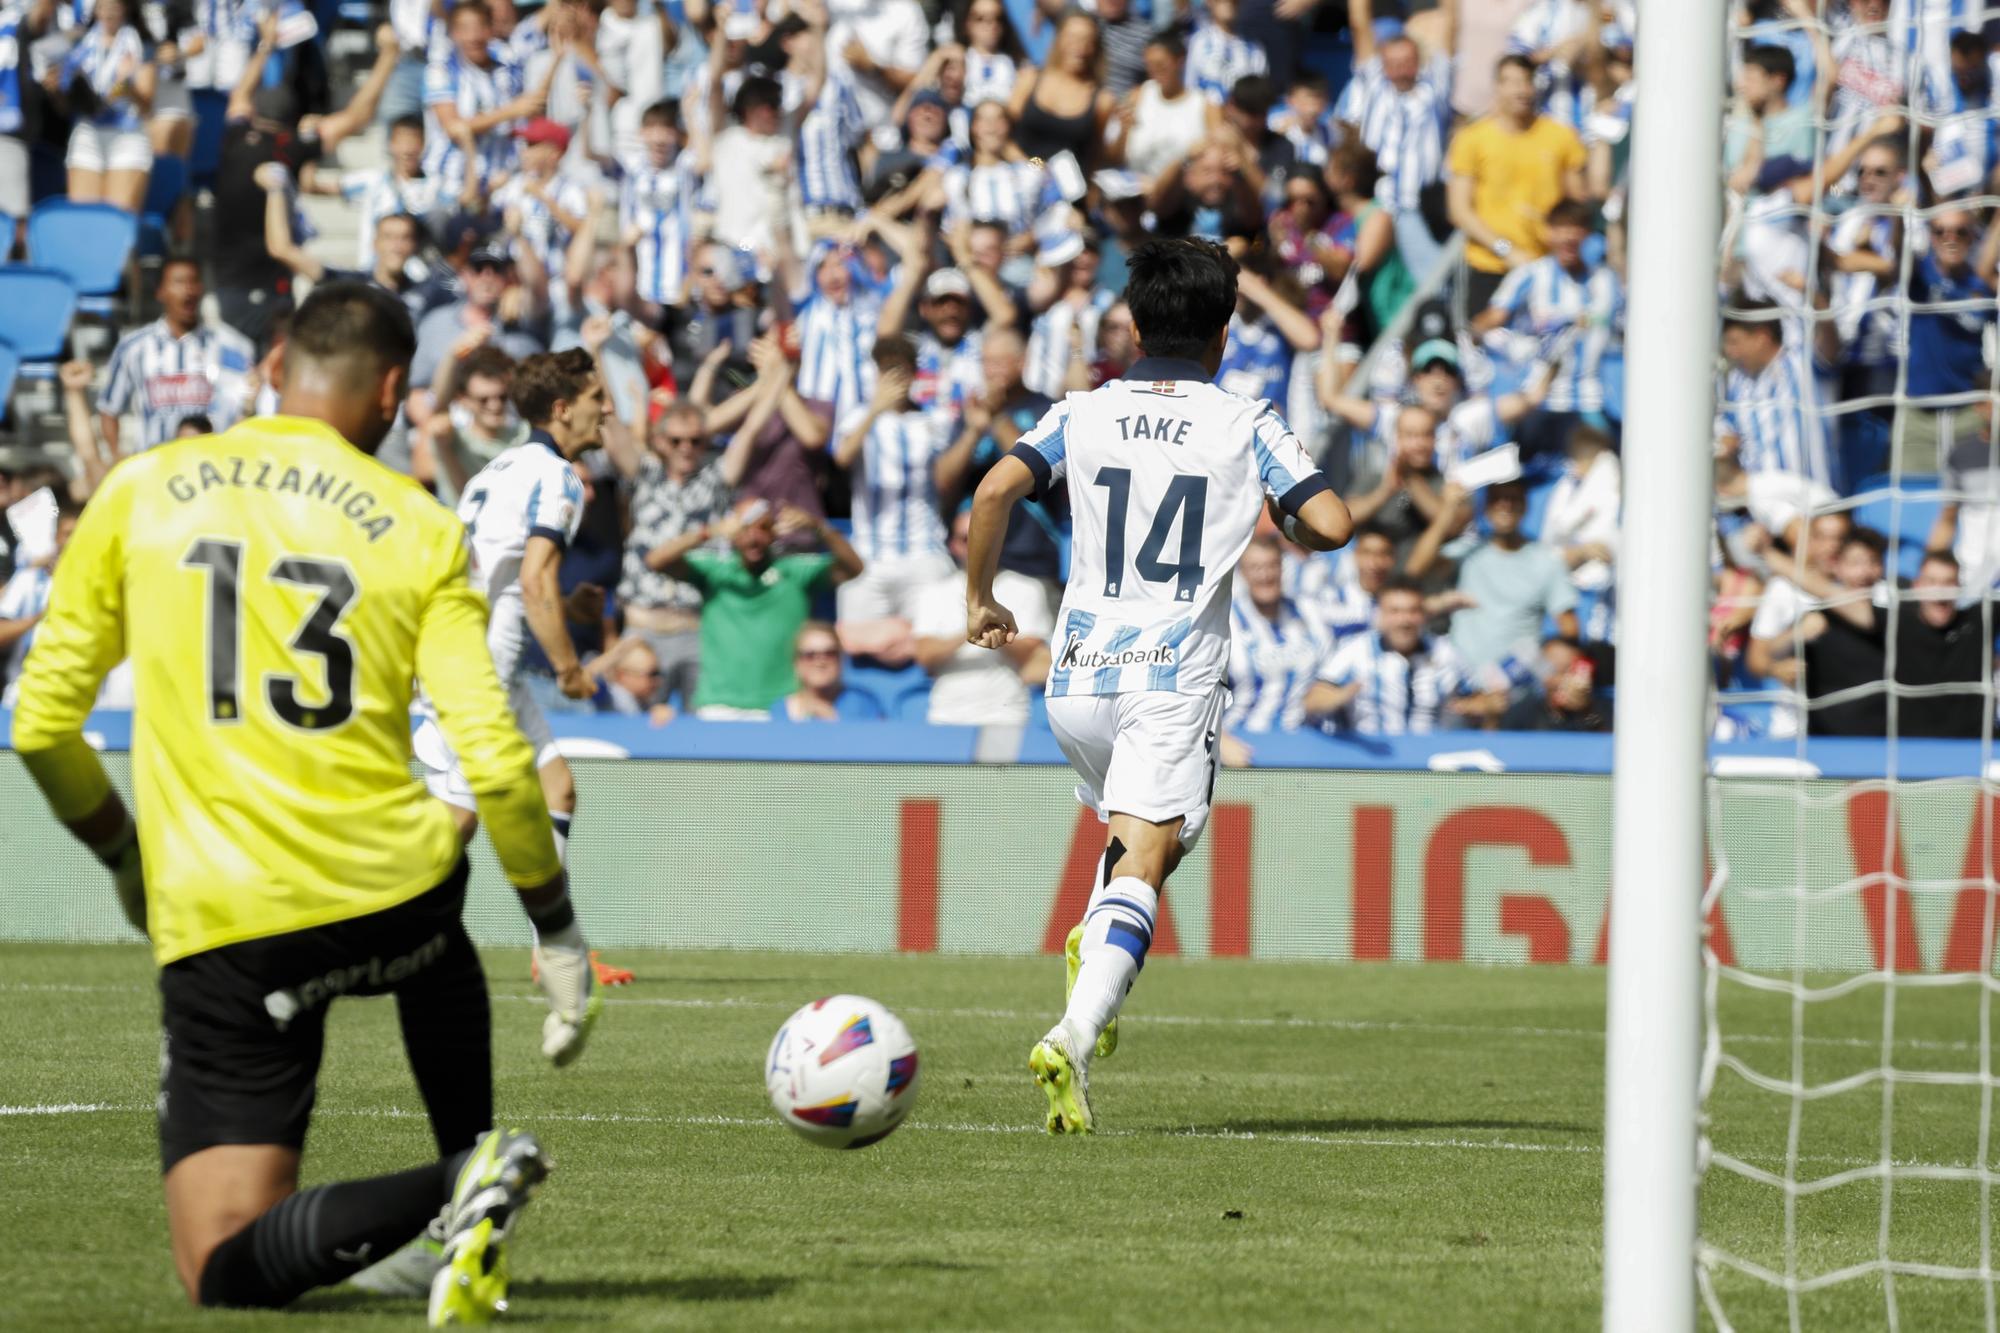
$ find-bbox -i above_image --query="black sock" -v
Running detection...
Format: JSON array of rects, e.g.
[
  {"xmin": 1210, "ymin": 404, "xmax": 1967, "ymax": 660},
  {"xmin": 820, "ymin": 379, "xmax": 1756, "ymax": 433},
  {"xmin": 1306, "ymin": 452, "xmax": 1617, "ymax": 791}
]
[{"xmin": 196, "ymin": 1160, "xmax": 455, "ymax": 1308}]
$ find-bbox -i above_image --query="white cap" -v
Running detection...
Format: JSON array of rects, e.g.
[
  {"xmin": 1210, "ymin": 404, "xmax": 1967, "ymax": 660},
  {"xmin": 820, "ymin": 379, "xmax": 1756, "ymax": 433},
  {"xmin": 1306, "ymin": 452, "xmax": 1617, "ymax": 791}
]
[{"xmin": 924, "ymin": 267, "xmax": 973, "ymax": 300}]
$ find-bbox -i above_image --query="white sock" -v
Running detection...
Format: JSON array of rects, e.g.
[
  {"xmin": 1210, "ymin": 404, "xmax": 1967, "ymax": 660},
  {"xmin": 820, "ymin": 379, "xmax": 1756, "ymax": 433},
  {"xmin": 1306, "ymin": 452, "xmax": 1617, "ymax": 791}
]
[
  {"xmin": 1059, "ymin": 877, "xmax": 1158, "ymax": 1061},
  {"xmin": 550, "ymin": 811, "xmax": 571, "ymax": 868}
]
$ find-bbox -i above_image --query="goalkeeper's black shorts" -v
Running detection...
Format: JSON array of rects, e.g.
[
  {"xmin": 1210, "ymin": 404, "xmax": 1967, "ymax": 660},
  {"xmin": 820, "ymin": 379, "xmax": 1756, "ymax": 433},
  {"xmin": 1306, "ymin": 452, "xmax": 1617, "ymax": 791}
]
[{"xmin": 156, "ymin": 857, "xmax": 490, "ymax": 1172}]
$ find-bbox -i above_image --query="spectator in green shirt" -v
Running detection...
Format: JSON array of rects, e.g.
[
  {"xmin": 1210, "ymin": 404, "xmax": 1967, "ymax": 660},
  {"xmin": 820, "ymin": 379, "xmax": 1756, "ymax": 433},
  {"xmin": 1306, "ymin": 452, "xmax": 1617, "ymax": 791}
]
[{"xmin": 646, "ymin": 498, "xmax": 866, "ymax": 719}]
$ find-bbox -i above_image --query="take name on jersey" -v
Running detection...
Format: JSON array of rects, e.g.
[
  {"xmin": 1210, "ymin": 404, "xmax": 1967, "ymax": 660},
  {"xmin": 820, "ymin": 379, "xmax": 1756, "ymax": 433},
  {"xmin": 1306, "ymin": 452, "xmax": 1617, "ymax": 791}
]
[{"xmin": 1008, "ymin": 357, "xmax": 1329, "ymax": 700}]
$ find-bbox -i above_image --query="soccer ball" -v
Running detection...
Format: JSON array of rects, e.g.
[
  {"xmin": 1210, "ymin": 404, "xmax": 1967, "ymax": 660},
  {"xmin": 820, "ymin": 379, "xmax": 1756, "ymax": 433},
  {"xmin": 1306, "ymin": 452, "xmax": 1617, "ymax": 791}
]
[{"xmin": 765, "ymin": 995, "xmax": 920, "ymax": 1149}]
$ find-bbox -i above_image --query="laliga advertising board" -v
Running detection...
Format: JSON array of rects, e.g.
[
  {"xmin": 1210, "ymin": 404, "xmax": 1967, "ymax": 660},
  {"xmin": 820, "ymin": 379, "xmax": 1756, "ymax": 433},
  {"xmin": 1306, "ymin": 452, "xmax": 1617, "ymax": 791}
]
[{"xmin": 7, "ymin": 756, "xmax": 1997, "ymax": 974}]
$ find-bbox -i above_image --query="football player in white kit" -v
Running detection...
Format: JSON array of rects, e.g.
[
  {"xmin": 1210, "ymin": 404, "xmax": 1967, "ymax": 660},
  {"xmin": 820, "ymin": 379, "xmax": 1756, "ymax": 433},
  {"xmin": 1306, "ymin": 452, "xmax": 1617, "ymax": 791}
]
[
  {"xmin": 965, "ymin": 240, "xmax": 1355, "ymax": 1133},
  {"xmin": 413, "ymin": 349, "xmax": 611, "ymax": 932}
]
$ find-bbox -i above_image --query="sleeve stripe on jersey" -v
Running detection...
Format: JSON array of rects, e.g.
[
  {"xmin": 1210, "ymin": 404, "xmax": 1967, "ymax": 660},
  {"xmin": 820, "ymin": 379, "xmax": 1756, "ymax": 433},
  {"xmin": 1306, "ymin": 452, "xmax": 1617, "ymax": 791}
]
[
  {"xmin": 1252, "ymin": 410, "xmax": 1307, "ymax": 494},
  {"xmin": 1278, "ymin": 474, "xmax": 1331, "ymax": 518},
  {"xmin": 1006, "ymin": 440, "xmax": 1055, "ymax": 497}
]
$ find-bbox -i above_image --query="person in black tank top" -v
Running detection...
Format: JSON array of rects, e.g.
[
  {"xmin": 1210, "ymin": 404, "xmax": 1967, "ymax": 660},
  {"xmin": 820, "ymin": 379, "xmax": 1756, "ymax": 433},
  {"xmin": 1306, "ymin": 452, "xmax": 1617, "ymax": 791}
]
[{"xmin": 1009, "ymin": 12, "xmax": 1111, "ymax": 168}]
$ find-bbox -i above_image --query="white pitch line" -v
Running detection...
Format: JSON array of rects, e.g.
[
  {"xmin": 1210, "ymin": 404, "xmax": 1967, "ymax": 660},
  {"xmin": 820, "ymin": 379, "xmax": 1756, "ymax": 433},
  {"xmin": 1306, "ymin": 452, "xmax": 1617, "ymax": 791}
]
[
  {"xmin": 0, "ymin": 1102, "xmax": 125, "ymax": 1116},
  {"xmin": 0, "ymin": 980, "xmax": 1985, "ymax": 1056}
]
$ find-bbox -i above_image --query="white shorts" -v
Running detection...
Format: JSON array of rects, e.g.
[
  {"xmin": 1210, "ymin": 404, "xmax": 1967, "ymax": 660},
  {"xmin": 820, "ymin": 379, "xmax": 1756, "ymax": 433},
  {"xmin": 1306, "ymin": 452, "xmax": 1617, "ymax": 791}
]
[
  {"xmin": 413, "ymin": 676, "xmax": 561, "ymax": 813},
  {"xmin": 1046, "ymin": 683, "xmax": 1231, "ymax": 849},
  {"xmin": 836, "ymin": 551, "xmax": 955, "ymax": 622},
  {"xmin": 67, "ymin": 122, "xmax": 153, "ymax": 174}
]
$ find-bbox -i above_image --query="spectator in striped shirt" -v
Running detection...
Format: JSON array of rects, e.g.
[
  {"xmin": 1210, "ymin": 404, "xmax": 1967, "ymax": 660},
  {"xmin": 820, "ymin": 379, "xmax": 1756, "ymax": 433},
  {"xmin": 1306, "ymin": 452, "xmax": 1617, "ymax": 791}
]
[
  {"xmin": 793, "ymin": 237, "xmax": 884, "ymax": 425},
  {"xmin": 1223, "ymin": 534, "xmax": 1343, "ymax": 737},
  {"xmin": 1506, "ymin": 0, "xmax": 1635, "ymax": 135},
  {"xmin": 1216, "ymin": 259, "xmax": 1321, "ymax": 410},
  {"xmin": 620, "ymin": 99, "xmax": 698, "ymax": 317},
  {"xmin": 1471, "ymin": 198, "xmax": 1622, "ymax": 454},
  {"xmin": 1321, "ymin": 339, "xmax": 1545, "ymax": 481},
  {"xmin": 1716, "ymin": 299, "xmax": 1833, "ymax": 489},
  {"xmin": 1290, "ymin": 522, "xmax": 1399, "ymax": 641},
  {"xmin": 298, "ymin": 115, "xmax": 442, "ymax": 270},
  {"xmin": 1186, "ymin": 0, "xmax": 1269, "ymax": 106},
  {"xmin": 956, "ymin": 0, "xmax": 1025, "ymax": 106},
  {"xmin": 1822, "ymin": 0, "xmax": 1903, "ymax": 191},
  {"xmin": 1091, "ymin": 0, "xmax": 1150, "ymax": 98},
  {"xmin": 97, "ymin": 258, "xmax": 256, "ymax": 457},
  {"xmin": 259, "ymin": 182, "xmax": 433, "ymax": 327},
  {"xmin": 47, "ymin": 0, "xmax": 154, "ymax": 211},
  {"xmin": 877, "ymin": 233, "xmax": 1006, "ymax": 438},
  {"xmin": 0, "ymin": 499, "xmax": 79, "ymax": 703},
  {"xmin": 493, "ymin": 116, "xmax": 599, "ymax": 325},
  {"xmin": 833, "ymin": 335, "xmax": 955, "ymax": 662},
  {"xmin": 1338, "ymin": 17, "xmax": 1457, "ymax": 286},
  {"xmin": 1317, "ymin": 576, "xmax": 1480, "ymax": 735},
  {"xmin": 0, "ymin": 1, "xmax": 52, "ymax": 229},
  {"xmin": 1824, "ymin": 134, "xmax": 1906, "ymax": 482},
  {"xmin": 424, "ymin": 0, "xmax": 544, "ymax": 200}
]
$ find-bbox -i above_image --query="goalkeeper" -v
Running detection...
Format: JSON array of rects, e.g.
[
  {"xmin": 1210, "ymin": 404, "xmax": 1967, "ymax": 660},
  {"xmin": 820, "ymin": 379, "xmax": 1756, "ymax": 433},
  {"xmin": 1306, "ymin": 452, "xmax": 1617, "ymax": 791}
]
[{"xmin": 10, "ymin": 281, "xmax": 598, "ymax": 1327}]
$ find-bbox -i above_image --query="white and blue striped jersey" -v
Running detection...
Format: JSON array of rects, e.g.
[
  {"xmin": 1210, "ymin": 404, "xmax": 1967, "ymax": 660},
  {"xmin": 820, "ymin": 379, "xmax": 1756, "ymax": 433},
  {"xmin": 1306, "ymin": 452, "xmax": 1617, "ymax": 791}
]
[
  {"xmin": 796, "ymin": 289, "xmax": 878, "ymax": 422},
  {"xmin": 62, "ymin": 24, "xmax": 148, "ymax": 131},
  {"xmin": 1186, "ymin": 21, "xmax": 1267, "ymax": 105},
  {"xmin": 1369, "ymin": 398, "xmax": 1502, "ymax": 476},
  {"xmin": 340, "ymin": 168, "xmax": 442, "ymax": 269},
  {"xmin": 493, "ymin": 170, "xmax": 594, "ymax": 281},
  {"xmin": 1485, "ymin": 257, "xmax": 1622, "ymax": 413},
  {"xmin": 913, "ymin": 329, "xmax": 985, "ymax": 436},
  {"xmin": 620, "ymin": 154, "xmax": 697, "ymax": 305},
  {"xmin": 1225, "ymin": 594, "xmax": 1337, "ymax": 732},
  {"xmin": 798, "ymin": 72, "xmax": 867, "ymax": 213},
  {"xmin": 423, "ymin": 43, "xmax": 525, "ymax": 197},
  {"xmin": 963, "ymin": 50, "xmax": 1015, "ymax": 107},
  {"xmin": 939, "ymin": 159, "xmax": 1046, "ymax": 234},
  {"xmin": 838, "ymin": 408, "xmax": 951, "ymax": 561},
  {"xmin": 1507, "ymin": 0, "xmax": 1637, "ymax": 134},
  {"xmin": 1922, "ymin": 51, "xmax": 2000, "ymax": 197},
  {"xmin": 1720, "ymin": 346, "xmax": 1832, "ymax": 487},
  {"xmin": 1827, "ymin": 25, "xmax": 1906, "ymax": 182},
  {"xmin": 1893, "ymin": 0, "xmax": 1980, "ymax": 104},
  {"xmin": 1334, "ymin": 54, "xmax": 1453, "ymax": 212},
  {"xmin": 1321, "ymin": 630, "xmax": 1468, "ymax": 735},
  {"xmin": 1288, "ymin": 549, "xmax": 1376, "ymax": 642},
  {"xmin": 0, "ymin": 562, "xmax": 52, "ymax": 695},
  {"xmin": 457, "ymin": 432, "xmax": 586, "ymax": 675},
  {"xmin": 1025, "ymin": 290, "xmax": 1115, "ymax": 399},
  {"xmin": 98, "ymin": 319, "xmax": 255, "ymax": 450},
  {"xmin": 1828, "ymin": 208, "xmax": 1902, "ymax": 370},
  {"xmin": 1012, "ymin": 357, "xmax": 1331, "ymax": 699},
  {"xmin": 0, "ymin": 9, "xmax": 26, "ymax": 136}
]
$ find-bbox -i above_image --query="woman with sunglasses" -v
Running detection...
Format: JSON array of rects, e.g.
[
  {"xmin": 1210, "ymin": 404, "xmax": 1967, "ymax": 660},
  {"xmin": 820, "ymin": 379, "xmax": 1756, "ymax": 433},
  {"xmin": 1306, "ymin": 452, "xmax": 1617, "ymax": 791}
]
[
  {"xmin": 773, "ymin": 622, "xmax": 885, "ymax": 722},
  {"xmin": 1267, "ymin": 172, "xmax": 1350, "ymax": 322}
]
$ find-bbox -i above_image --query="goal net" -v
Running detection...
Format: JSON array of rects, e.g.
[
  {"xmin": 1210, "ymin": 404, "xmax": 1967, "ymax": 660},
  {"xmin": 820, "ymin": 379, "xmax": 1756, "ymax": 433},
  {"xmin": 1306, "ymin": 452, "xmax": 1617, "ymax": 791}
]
[{"xmin": 1696, "ymin": 2, "xmax": 2000, "ymax": 1328}]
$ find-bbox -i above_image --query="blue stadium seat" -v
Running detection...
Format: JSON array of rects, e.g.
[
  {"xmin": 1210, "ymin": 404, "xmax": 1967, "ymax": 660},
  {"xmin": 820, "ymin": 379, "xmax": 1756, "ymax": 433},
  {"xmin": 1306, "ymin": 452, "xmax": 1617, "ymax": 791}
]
[
  {"xmin": 1851, "ymin": 471, "xmax": 1943, "ymax": 581},
  {"xmin": 26, "ymin": 200, "xmax": 137, "ymax": 319},
  {"xmin": 138, "ymin": 157, "xmax": 188, "ymax": 258},
  {"xmin": 1521, "ymin": 476, "xmax": 1560, "ymax": 542},
  {"xmin": 0, "ymin": 339, "xmax": 20, "ymax": 407},
  {"xmin": 844, "ymin": 660, "xmax": 927, "ymax": 720},
  {"xmin": 0, "ymin": 266, "xmax": 79, "ymax": 382}
]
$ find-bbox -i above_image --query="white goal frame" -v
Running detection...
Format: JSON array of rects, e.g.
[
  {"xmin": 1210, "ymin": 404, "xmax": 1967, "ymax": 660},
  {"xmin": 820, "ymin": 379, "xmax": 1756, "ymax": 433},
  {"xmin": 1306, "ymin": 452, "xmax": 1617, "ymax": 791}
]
[{"xmin": 1603, "ymin": 1, "xmax": 1728, "ymax": 1329}]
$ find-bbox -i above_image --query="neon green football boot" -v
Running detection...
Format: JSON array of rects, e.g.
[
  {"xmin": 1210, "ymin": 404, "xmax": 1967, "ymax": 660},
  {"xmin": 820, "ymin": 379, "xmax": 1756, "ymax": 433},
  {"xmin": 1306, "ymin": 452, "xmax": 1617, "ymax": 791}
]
[
  {"xmin": 1029, "ymin": 1027, "xmax": 1094, "ymax": 1135},
  {"xmin": 427, "ymin": 1129, "xmax": 550, "ymax": 1327},
  {"xmin": 1063, "ymin": 923, "xmax": 1118, "ymax": 1059}
]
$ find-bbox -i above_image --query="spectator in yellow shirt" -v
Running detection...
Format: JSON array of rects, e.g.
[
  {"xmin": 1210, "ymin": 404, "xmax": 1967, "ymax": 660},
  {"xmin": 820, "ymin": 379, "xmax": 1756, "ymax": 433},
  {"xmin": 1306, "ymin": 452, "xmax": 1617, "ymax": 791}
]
[{"xmin": 1446, "ymin": 53, "xmax": 1589, "ymax": 312}]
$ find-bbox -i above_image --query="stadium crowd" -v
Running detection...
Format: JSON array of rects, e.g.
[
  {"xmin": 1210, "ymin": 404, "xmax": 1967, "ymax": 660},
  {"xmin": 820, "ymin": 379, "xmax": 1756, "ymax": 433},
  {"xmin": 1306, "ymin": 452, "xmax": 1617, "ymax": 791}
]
[{"xmin": 0, "ymin": 0, "xmax": 1993, "ymax": 746}]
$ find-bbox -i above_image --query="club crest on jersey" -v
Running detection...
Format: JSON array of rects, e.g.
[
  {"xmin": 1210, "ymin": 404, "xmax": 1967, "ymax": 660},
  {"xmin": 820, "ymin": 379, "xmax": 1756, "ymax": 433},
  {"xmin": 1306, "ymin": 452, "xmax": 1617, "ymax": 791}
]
[{"xmin": 1056, "ymin": 633, "xmax": 1177, "ymax": 673}]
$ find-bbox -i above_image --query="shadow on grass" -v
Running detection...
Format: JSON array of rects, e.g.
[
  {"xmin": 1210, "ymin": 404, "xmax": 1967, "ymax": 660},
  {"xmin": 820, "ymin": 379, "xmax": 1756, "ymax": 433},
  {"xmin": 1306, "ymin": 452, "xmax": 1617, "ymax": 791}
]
[
  {"xmin": 1163, "ymin": 1117, "xmax": 1595, "ymax": 1136},
  {"xmin": 294, "ymin": 1274, "xmax": 793, "ymax": 1320},
  {"xmin": 514, "ymin": 1274, "xmax": 796, "ymax": 1303}
]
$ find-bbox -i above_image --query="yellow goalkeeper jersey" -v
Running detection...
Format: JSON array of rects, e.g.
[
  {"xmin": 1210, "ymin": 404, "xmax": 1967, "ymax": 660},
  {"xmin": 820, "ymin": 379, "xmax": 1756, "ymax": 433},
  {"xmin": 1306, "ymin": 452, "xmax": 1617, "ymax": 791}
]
[{"xmin": 10, "ymin": 415, "xmax": 561, "ymax": 965}]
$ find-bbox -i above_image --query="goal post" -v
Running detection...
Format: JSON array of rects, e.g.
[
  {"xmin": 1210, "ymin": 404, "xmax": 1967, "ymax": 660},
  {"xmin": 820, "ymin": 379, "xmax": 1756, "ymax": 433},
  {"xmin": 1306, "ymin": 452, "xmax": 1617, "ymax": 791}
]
[{"xmin": 1604, "ymin": 1, "xmax": 1730, "ymax": 1328}]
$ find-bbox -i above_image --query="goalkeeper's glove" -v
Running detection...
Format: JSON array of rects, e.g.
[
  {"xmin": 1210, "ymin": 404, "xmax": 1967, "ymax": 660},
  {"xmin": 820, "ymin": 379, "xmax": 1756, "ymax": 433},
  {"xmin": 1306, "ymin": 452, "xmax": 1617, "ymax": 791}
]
[
  {"xmin": 91, "ymin": 815, "xmax": 147, "ymax": 938},
  {"xmin": 531, "ymin": 918, "xmax": 600, "ymax": 1067}
]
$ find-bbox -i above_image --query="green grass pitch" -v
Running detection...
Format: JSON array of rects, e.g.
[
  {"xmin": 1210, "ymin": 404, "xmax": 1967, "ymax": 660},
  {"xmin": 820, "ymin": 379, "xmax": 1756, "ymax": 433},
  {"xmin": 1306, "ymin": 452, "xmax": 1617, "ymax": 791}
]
[{"xmin": 0, "ymin": 943, "xmax": 1990, "ymax": 1330}]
